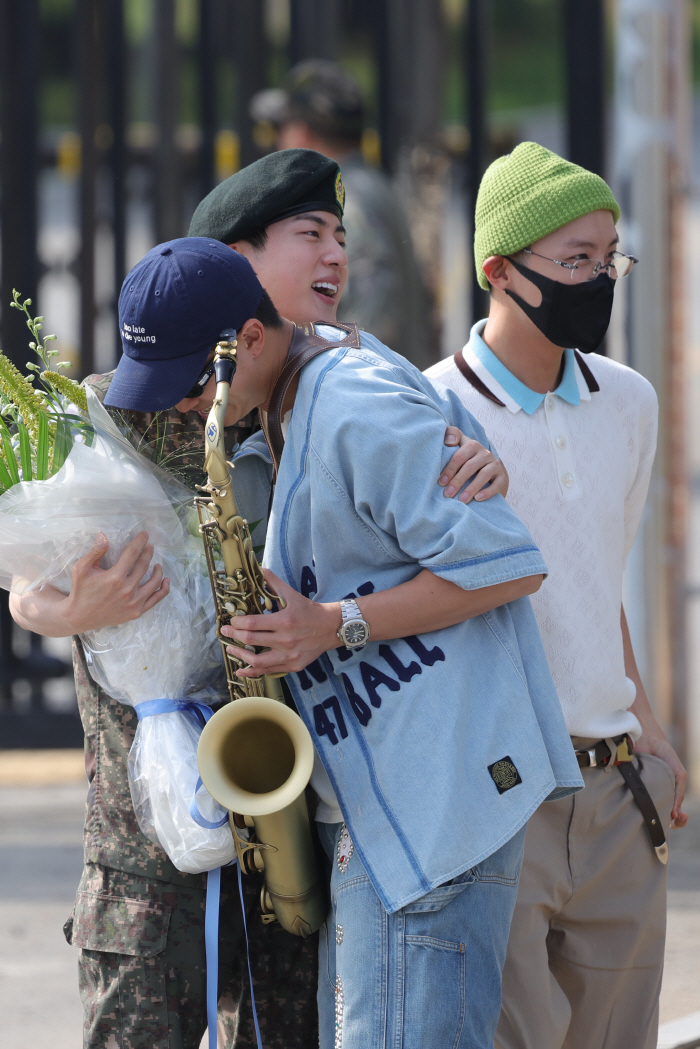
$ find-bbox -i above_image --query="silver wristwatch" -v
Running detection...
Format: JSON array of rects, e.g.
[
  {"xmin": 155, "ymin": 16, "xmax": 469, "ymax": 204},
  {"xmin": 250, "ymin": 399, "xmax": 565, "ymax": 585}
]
[{"xmin": 336, "ymin": 598, "xmax": 371, "ymax": 649}]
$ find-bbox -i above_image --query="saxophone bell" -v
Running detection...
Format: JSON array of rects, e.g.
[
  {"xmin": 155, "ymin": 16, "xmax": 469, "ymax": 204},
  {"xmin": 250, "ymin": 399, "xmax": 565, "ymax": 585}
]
[{"xmin": 197, "ymin": 697, "xmax": 326, "ymax": 937}]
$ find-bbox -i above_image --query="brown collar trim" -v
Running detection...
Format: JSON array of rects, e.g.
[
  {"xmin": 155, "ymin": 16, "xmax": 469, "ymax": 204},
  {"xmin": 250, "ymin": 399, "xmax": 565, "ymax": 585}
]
[
  {"xmin": 453, "ymin": 349, "xmax": 506, "ymax": 407},
  {"xmin": 454, "ymin": 347, "xmax": 600, "ymax": 406},
  {"xmin": 573, "ymin": 351, "xmax": 600, "ymax": 393}
]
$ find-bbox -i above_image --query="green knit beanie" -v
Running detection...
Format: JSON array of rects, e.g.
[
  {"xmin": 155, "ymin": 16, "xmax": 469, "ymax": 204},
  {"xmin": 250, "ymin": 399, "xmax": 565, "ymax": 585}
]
[{"xmin": 474, "ymin": 141, "xmax": 620, "ymax": 289}]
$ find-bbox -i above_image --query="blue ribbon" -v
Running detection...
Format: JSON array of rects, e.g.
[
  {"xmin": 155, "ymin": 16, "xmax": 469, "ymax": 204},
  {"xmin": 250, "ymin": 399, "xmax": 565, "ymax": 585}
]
[
  {"xmin": 133, "ymin": 699, "xmax": 229, "ymax": 830},
  {"xmin": 205, "ymin": 865, "xmax": 264, "ymax": 1049},
  {"xmin": 190, "ymin": 777, "xmax": 229, "ymax": 829},
  {"xmin": 206, "ymin": 867, "xmax": 222, "ymax": 1049},
  {"xmin": 134, "ymin": 698, "xmax": 214, "ymax": 724}
]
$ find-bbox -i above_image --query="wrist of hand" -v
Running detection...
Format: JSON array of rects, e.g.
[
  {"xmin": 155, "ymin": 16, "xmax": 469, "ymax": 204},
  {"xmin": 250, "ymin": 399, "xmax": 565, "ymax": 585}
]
[
  {"xmin": 62, "ymin": 593, "xmax": 92, "ymax": 636},
  {"xmin": 322, "ymin": 601, "xmax": 343, "ymax": 650}
]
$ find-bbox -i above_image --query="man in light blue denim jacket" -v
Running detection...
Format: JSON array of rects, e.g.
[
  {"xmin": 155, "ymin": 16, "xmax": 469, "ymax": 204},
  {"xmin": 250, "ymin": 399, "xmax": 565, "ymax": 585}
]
[{"xmin": 219, "ymin": 308, "xmax": 583, "ymax": 1044}]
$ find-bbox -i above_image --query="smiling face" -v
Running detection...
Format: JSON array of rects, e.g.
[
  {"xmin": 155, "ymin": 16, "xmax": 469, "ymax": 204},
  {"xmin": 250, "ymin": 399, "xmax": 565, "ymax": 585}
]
[{"xmin": 230, "ymin": 211, "xmax": 348, "ymax": 325}]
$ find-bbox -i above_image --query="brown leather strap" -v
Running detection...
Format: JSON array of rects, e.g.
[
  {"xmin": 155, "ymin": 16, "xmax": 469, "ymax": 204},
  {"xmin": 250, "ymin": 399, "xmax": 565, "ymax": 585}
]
[
  {"xmin": 453, "ymin": 349, "xmax": 506, "ymax": 407},
  {"xmin": 616, "ymin": 758, "xmax": 668, "ymax": 863},
  {"xmin": 575, "ymin": 735, "xmax": 668, "ymax": 863},
  {"xmin": 264, "ymin": 321, "xmax": 361, "ymax": 476}
]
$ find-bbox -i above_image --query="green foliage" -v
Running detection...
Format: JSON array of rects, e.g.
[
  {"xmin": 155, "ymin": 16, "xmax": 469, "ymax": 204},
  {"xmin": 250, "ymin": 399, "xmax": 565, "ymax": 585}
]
[
  {"xmin": 36, "ymin": 413, "xmax": 50, "ymax": 481},
  {"xmin": 40, "ymin": 79, "xmax": 76, "ymax": 127},
  {"xmin": 491, "ymin": 0, "xmax": 563, "ymax": 114},
  {"xmin": 40, "ymin": 0, "xmax": 75, "ymax": 20},
  {"xmin": 108, "ymin": 407, "xmax": 199, "ymax": 488},
  {"xmin": 175, "ymin": 0, "xmax": 198, "ymax": 46},
  {"xmin": 125, "ymin": 0, "xmax": 153, "ymax": 44},
  {"xmin": 52, "ymin": 416, "xmax": 74, "ymax": 474},
  {"xmin": 0, "ymin": 291, "xmax": 92, "ymax": 492},
  {"xmin": 41, "ymin": 370, "xmax": 88, "ymax": 413},
  {"xmin": 0, "ymin": 456, "xmax": 13, "ymax": 494},
  {"xmin": 441, "ymin": 0, "xmax": 565, "ymax": 126},
  {"xmin": 0, "ymin": 420, "xmax": 20, "ymax": 488},
  {"xmin": 18, "ymin": 424, "xmax": 33, "ymax": 482}
]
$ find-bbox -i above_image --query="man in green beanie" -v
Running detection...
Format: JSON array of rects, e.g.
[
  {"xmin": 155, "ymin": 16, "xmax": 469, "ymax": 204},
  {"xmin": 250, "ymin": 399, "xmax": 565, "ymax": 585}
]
[{"xmin": 426, "ymin": 141, "xmax": 688, "ymax": 1049}]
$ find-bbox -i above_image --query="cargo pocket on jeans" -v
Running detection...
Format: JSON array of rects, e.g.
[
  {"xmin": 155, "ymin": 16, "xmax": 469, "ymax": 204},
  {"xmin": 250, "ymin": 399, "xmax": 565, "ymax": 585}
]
[{"xmin": 73, "ymin": 891, "xmax": 172, "ymax": 1049}]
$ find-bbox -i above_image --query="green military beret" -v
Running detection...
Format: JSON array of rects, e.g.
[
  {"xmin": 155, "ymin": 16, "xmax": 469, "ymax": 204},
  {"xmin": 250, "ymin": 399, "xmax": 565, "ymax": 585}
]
[{"xmin": 188, "ymin": 148, "xmax": 345, "ymax": 244}]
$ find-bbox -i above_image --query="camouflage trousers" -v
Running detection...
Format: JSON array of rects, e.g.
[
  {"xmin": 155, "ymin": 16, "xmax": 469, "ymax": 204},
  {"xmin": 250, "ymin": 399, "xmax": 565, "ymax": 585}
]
[{"xmin": 64, "ymin": 863, "xmax": 319, "ymax": 1049}]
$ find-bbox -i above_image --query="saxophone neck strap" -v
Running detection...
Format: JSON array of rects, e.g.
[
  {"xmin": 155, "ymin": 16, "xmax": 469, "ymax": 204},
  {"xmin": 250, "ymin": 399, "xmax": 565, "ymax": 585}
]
[{"xmin": 263, "ymin": 321, "xmax": 361, "ymax": 476}]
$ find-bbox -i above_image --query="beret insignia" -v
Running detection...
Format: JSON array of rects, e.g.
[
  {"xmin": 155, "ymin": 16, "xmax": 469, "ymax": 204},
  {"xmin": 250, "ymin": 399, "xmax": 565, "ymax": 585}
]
[{"xmin": 335, "ymin": 170, "xmax": 345, "ymax": 210}]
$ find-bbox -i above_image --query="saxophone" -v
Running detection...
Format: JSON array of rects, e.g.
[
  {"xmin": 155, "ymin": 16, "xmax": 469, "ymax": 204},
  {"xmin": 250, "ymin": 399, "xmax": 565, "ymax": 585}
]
[{"xmin": 195, "ymin": 331, "xmax": 326, "ymax": 938}]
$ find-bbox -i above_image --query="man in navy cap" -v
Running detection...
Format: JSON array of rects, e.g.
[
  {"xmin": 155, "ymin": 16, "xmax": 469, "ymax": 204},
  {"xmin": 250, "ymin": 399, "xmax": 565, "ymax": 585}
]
[
  {"xmin": 10, "ymin": 233, "xmax": 507, "ymax": 1049},
  {"xmin": 105, "ymin": 238, "xmax": 267, "ymax": 411}
]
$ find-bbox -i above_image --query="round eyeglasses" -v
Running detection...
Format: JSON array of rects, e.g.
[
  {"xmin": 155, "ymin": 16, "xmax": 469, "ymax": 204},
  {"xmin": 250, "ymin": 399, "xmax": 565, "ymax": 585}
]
[{"xmin": 521, "ymin": 248, "xmax": 638, "ymax": 283}]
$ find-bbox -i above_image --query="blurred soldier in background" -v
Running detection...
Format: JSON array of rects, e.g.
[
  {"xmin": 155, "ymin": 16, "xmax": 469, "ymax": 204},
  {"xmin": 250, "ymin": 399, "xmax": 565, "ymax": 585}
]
[{"xmin": 251, "ymin": 60, "xmax": 434, "ymax": 369}]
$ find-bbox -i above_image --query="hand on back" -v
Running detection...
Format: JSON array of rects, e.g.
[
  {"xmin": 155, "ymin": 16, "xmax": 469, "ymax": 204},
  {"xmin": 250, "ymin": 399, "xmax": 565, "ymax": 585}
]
[{"xmin": 440, "ymin": 427, "xmax": 509, "ymax": 502}]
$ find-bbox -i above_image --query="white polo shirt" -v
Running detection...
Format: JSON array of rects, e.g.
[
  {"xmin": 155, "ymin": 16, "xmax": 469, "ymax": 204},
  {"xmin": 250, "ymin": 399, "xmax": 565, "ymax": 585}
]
[{"xmin": 425, "ymin": 320, "xmax": 658, "ymax": 741}]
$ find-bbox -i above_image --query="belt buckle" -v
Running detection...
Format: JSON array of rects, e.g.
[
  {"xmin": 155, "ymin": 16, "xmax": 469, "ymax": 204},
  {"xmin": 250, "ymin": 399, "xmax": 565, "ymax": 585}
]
[{"xmin": 613, "ymin": 736, "xmax": 634, "ymax": 765}]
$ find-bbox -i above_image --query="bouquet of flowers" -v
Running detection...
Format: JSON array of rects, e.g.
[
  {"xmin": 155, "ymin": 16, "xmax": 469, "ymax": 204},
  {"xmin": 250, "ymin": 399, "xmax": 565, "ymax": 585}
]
[{"xmin": 0, "ymin": 295, "xmax": 235, "ymax": 873}]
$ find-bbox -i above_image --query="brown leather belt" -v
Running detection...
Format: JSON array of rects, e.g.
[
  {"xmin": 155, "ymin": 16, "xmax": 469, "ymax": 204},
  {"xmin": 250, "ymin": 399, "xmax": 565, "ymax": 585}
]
[{"xmin": 575, "ymin": 734, "xmax": 668, "ymax": 864}]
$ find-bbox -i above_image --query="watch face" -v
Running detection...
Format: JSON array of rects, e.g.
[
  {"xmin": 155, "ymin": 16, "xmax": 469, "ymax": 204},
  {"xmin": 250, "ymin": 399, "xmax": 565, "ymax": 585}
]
[{"xmin": 343, "ymin": 620, "xmax": 369, "ymax": 646}]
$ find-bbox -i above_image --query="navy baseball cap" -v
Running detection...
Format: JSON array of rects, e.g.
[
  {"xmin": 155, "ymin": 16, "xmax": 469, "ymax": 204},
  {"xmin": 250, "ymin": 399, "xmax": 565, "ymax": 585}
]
[{"xmin": 105, "ymin": 237, "xmax": 264, "ymax": 411}]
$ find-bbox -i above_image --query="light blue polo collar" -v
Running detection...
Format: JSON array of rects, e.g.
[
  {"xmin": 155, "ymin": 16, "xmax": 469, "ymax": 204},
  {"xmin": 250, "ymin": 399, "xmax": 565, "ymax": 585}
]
[{"xmin": 467, "ymin": 319, "xmax": 582, "ymax": 415}]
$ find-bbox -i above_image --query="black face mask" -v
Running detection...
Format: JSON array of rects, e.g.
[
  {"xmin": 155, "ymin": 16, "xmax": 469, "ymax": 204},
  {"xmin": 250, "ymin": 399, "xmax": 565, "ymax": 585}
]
[{"xmin": 505, "ymin": 258, "xmax": 615, "ymax": 354}]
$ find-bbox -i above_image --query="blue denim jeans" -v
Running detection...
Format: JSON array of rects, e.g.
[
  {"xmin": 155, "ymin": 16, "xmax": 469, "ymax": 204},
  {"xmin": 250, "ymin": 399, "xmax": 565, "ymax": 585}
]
[{"xmin": 317, "ymin": 821, "xmax": 527, "ymax": 1049}]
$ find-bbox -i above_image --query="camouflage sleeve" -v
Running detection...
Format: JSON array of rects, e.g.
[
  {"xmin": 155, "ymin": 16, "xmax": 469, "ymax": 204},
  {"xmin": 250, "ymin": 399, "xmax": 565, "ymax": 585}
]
[{"xmin": 83, "ymin": 371, "xmax": 115, "ymax": 405}]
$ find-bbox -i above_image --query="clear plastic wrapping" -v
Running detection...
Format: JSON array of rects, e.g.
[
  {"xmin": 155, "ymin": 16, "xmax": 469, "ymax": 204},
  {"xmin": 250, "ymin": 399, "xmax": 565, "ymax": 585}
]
[
  {"xmin": 0, "ymin": 390, "xmax": 235, "ymax": 871},
  {"xmin": 128, "ymin": 707, "xmax": 235, "ymax": 873}
]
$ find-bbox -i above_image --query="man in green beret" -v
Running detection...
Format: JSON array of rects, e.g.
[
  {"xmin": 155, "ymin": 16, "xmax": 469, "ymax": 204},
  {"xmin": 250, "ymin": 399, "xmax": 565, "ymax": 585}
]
[
  {"xmin": 189, "ymin": 147, "xmax": 348, "ymax": 330},
  {"xmin": 426, "ymin": 141, "xmax": 688, "ymax": 1049}
]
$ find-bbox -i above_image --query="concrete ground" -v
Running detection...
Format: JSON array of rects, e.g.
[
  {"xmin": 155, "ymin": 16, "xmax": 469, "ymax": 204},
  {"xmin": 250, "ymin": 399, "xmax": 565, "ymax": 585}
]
[
  {"xmin": 0, "ymin": 765, "xmax": 698, "ymax": 1049},
  {"xmin": 0, "ymin": 780, "xmax": 85, "ymax": 1049}
]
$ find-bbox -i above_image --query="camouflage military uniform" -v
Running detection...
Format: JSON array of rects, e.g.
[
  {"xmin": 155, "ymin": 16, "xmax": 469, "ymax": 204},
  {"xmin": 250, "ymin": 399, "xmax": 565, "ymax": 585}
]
[{"xmin": 64, "ymin": 372, "xmax": 319, "ymax": 1048}]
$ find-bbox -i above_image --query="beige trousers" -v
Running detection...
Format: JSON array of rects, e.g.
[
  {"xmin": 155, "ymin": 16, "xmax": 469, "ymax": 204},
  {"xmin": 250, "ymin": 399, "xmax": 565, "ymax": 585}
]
[{"xmin": 496, "ymin": 748, "xmax": 675, "ymax": 1049}]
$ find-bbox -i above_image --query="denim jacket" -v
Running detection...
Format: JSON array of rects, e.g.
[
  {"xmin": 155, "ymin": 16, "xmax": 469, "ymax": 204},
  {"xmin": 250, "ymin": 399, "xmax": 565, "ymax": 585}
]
[{"xmin": 233, "ymin": 330, "xmax": 582, "ymax": 914}]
